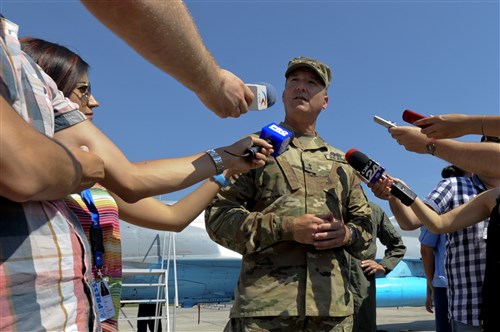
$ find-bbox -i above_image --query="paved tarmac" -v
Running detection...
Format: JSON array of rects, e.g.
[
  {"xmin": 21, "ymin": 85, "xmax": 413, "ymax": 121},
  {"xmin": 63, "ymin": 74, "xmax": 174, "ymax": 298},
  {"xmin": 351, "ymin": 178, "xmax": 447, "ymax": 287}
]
[{"xmin": 118, "ymin": 304, "xmax": 436, "ymax": 332}]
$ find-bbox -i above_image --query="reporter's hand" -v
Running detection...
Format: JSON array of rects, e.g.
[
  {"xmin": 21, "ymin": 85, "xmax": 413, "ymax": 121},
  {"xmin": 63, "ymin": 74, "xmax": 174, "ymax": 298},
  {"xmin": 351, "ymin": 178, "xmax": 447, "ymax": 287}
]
[
  {"xmin": 390, "ymin": 126, "xmax": 429, "ymax": 154},
  {"xmin": 368, "ymin": 175, "xmax": 407, "ymax": 201},
  {"xmin": 368, "ymin": 177, "xmax": 393, "ymax": 200},
  {"xmin": 415, "ymin": 114, "xmax": 470, "ymax": 139},
  {"xmin": 71, "ymin": 145, "xmax": 105, "ymax": 192},
  {"xmin": 221, "ymin": 135, "xmax": 273, "ymax": 173},
  {"xmin": 197, "ymin": 69, "xmax": 254, "ymax": 118}
]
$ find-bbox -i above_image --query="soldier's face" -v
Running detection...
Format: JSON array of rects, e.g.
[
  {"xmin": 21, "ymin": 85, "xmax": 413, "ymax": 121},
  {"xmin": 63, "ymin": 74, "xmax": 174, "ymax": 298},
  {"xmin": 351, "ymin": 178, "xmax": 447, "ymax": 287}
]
[{"xmin": 282, "ymin": 69, "xmax": 328, "ymax": 117}]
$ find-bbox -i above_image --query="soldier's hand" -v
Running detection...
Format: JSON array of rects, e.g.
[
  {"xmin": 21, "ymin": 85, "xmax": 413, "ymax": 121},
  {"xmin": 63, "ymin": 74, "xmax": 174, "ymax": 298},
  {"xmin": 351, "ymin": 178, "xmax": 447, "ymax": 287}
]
[
  {"xmin": 313, "ymin": 218, "xmax": 347, "ymax": 250},
  {"xmin": 292, "ymin": 214, "xmax": 326, "ymax": 245},
  {"xmin": 361, "ymin": 259, "xmax": 386, "ymax": 276}
]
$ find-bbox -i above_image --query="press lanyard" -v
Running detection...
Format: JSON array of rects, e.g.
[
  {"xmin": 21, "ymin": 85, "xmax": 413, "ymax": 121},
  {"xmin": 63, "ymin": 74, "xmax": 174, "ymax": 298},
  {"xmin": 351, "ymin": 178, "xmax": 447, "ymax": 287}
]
[{"xmin": 81, "ymin": 189, "xmax": 105, "ymax": 276}]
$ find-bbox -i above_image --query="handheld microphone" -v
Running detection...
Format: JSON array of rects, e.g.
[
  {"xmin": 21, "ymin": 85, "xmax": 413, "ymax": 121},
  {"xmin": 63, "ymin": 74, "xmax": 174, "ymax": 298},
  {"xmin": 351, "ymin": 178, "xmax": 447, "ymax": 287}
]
[
  {"xmin": 345, "ymin": 149, "xmax": 417, "ymax": 206},
  {"xmin": 247, "ymin": 83, "xmax": 277, "ymax": 110},
  {"xmin": 245, "ymin": 122, "xmax": 293, "ymax": 158}
]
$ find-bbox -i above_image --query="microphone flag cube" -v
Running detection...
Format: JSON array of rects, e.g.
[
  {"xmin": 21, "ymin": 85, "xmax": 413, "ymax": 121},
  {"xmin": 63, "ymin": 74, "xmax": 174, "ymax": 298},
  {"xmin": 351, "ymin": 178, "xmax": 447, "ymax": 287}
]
[
  {"xmin": 260, "ymin": 123, "xmax": 293, "ymax": 158},
  {"xmin": 248, "ymin": 84, "xmax": 270, "ymax": 110}
]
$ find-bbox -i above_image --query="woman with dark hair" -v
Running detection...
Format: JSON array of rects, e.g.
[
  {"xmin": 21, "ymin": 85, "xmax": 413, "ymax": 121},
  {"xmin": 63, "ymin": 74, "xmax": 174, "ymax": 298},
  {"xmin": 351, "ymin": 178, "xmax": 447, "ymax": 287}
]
[
  {"xmin": 21, "ymin": 37, "xmax": 272, "ymax": 331},
  {"xmin": 440, "ymin": 164, "xmax": 470, "ymax": 179},
  {"xmin": 21, "ymin": 37, "xmax": 90, "ymax": 97}
]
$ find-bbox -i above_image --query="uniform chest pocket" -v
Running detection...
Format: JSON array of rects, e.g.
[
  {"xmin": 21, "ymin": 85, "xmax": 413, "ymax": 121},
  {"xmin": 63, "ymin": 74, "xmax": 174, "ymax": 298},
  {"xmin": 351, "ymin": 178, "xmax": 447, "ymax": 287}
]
[{"xmin": 258, "ymin": 167, "xmax": 294, "ymax": 203}]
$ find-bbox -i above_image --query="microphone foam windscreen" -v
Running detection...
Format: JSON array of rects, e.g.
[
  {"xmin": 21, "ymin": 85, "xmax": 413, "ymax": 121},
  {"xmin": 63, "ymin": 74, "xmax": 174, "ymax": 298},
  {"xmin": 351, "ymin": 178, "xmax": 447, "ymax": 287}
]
[{"xmin": 345, "ymin": 149, "xmax": 370, "ymax": 172}]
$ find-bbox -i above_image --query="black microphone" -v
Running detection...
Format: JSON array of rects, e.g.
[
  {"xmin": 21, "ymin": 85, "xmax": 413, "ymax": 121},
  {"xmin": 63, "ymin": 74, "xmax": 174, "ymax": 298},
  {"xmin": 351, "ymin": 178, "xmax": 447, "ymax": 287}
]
[
  {"xmin": 244, "ymin": 122, "xmax": 293, "ymax": 158},
  {"xmin": 345, "ymin": 149, "xmax": 417, "ymax": 206},
  {"xmin": 246, "ymin": 83, "xmax": 277, "ymax": 110}
]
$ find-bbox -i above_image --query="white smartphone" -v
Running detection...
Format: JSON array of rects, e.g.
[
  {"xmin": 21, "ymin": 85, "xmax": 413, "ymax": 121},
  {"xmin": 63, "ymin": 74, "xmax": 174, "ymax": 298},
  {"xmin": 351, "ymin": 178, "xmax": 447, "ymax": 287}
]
[{"xmin": 374, "ymin": 116, "xmax": 396, "ymax": 129}]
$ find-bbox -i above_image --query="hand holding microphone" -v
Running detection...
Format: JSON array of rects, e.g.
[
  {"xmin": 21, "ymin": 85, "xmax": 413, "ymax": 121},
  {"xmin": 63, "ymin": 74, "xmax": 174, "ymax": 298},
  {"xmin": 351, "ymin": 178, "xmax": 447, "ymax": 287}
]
[
  {"xmin": 198, "ymin": 69, "xmax": 252, "ymax": 118},
  {"xmin": 246, "ymin": 122, "xmax": 293, "ymax": 158},
  {"xmin": 226, "ymin": 122, "xmax": 294, "ymax": 160},
  {"xmin": 196, "ymin": 69, "xmax": 277, "ymax": 118},
  {"xmin": 369, "ymin": 176, "xmax": 395, "ymax": 200},
  {"xmin": 345, "ymin": 149, "xmax": 417, "ymax": 206},
  {"xmin": 221, "ymin": 136, "xmax": 274, "ymax": 176}
]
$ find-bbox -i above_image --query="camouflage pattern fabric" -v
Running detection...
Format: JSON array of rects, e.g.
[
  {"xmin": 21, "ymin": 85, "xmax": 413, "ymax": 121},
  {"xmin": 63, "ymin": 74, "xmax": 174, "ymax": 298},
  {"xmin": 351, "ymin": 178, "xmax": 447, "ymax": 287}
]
[
  {"xmin": 285, "ymin": 56, "xmax": 332, "ymax": 88},
  {"xmin": 349, "ymin": 202, "xmax": 406, "ymax": 332},
  {"xmin": 205, "ymin": 126, "xmax": 373, "ymax": 321},
  {"xmin": 224, "ymin": 315, "xmax": 353, "ymax": 332}
]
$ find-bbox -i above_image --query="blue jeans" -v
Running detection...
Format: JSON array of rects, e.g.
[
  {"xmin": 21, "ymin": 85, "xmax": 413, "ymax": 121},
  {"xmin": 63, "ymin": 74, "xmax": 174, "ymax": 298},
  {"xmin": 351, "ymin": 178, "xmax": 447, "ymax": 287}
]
[{"xmin": 451, "ymin": 319, "xmax": 481, "ymax": 332}]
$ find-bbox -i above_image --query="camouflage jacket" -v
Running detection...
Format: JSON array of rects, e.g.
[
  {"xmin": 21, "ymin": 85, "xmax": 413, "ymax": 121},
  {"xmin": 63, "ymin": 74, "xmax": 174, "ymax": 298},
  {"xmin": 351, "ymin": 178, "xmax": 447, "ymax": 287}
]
[
  {"xmin": 205, "ymin": 130, "xmax": 372, "ymax": 318},
  {"xmin": 349, "ymin": 202, "xmax": 406, "ymax": 330},
  {"xmin": 360, "ymin": 202, "xmax": 406, "ymax": 267}
]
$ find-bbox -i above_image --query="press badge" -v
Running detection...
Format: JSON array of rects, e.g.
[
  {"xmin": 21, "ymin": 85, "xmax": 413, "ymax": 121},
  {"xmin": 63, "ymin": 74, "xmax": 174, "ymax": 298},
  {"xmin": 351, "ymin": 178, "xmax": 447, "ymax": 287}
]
[{"xmin": 91, "ymin": 278, "xmax": 115, "ymax": 322}]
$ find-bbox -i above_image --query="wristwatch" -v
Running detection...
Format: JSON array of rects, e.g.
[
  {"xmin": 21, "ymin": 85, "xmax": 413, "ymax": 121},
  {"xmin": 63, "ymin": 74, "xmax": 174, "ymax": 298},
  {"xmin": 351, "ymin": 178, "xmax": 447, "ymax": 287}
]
[
  {"xmin": 425, "ymin": 139, "xmax": 436, "ymax": 155},
  {"xmin": 206, "ymin": 149, "xmax": 224, "ymax": 175},
  {"xmin": 212, "ymin": 174, "xmax": 231, "ymax": 188},
  {"xmin": 346, "ymin": 224, "xmax": 357, "ymax": 246}
]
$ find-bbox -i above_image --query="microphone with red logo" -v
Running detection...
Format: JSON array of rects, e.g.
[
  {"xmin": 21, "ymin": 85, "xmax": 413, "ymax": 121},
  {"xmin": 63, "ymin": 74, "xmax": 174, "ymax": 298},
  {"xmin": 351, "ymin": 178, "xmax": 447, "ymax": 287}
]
[
  {"xmin": 246, "ymin": 83, "xmax": 277, "ymax": 110},
  {"xmin": 345, "ymin": 149, "xmax": 417, "ymax": 206}
]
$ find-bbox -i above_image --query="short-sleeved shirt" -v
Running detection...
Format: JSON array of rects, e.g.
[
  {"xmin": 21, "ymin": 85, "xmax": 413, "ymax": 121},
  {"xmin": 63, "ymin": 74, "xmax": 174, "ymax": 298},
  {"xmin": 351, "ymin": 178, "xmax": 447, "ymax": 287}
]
[
  {"xmin": 206, "ymin": 128, "xmax": 373, "ymax": 318},
  {"xmin": 419, "ymin": 226, "xmax": 447, "ymax": 288},
  {"xmin": 424, "ymin": 175, "xmax": 487, "ymax": 327},
  {"xmin": 0, "ymin": 16, "xmax": 98, "ymax": 331}
]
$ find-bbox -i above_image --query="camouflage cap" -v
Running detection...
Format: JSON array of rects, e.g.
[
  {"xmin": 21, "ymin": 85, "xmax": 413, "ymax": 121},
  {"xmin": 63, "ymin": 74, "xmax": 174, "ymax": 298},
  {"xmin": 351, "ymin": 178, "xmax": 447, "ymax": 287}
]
[{"xmin": 285, "ymin": 56, "xmax": 332, "ymax": 88}]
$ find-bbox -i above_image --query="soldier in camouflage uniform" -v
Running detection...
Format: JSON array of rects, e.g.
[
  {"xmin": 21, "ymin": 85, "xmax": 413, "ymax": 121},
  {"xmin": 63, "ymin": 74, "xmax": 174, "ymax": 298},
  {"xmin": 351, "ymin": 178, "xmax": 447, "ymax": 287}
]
[
  {"xmin": 205, "ymin": 56, "xmax": 373, "ymax": 332},
  {"xmin": 349, "ymin": 201, "xmax": 406, "ymax": 332}
]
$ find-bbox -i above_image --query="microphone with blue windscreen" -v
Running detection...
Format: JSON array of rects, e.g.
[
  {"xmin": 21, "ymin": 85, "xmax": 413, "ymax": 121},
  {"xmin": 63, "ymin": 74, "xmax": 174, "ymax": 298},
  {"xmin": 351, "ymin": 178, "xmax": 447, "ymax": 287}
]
[{"xmin": 244, "ymin": 122, "xmax": 293, "ymax": 158}]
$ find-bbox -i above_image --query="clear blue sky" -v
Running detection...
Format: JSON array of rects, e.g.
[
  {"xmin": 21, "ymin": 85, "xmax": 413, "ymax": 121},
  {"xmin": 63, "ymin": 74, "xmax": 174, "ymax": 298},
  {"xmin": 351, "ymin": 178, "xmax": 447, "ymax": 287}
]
[{"xmin": 2, "ymin": 1, "xmax": 499, "ymax": 214}]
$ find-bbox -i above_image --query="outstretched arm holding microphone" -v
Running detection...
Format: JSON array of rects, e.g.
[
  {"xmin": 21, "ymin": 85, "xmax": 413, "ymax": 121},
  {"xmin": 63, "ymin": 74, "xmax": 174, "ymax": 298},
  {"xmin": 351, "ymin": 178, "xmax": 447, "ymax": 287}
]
[
  {"xmin": 415, "ymin": 114, "xmax": 500, "ymax": 139},
  {"xmin": 409, "ymin": 187, "xmax": 499, "ymax": 234},
  {"xmin": 369, "ymin": 170, "xmax": 499, "ymax": 331},
  {"xmin": 369, "ymin": 110, "xmax": 499, "ymax": 331},
  {"xmin": 81, "ymin": 0, "xmax": 254, "ymax": 118},
  {"xmin": 388, "ymin": 110, "xmax": 500, "ymax": 177},
  {"xmin": 369, "ymin": 174, "xmax": 499, "ymax": 234}
]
